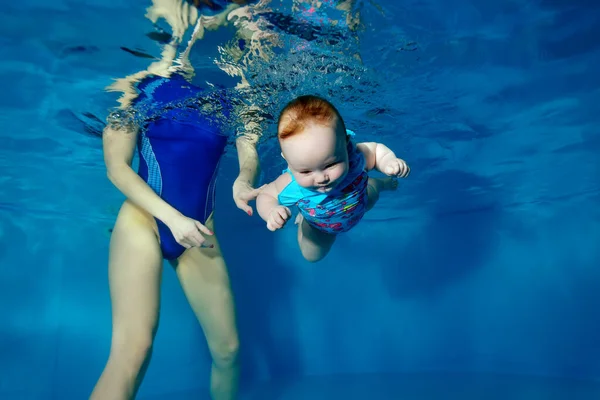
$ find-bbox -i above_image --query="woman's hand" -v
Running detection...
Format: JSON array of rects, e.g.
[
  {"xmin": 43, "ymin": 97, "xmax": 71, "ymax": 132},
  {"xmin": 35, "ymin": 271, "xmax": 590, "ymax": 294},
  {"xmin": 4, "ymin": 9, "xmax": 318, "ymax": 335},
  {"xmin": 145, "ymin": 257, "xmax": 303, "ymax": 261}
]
[
  {"xmin": 233, "ymin": 177, "xmax": 264, "ymax": 216},
  {"xmin": 166, "ymin": 213, "xmax": 214, "ymax": 249}
]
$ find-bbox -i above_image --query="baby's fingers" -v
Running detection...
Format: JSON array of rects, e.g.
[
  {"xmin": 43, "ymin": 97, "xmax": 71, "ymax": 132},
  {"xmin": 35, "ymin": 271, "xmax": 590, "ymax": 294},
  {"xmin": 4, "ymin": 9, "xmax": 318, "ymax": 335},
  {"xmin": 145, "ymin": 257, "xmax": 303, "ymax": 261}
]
[
  {"xmin": 272, "ymin": 213, "xmax": 287, "ymax": 227},
  {"xmin": 277, "ymin": 207, "xmax": 291, "ymax": 220},
  {"xmin": 398, "ymin": 161, "xmax": 410, "ymax": 178},
  {"xmin": 267, "ymin": 208, "xmax": 291, "ymax": 231},
  {"xmin": 385, "ymin": 162, "xmax": 400, "ymax": 176},
  {"xmin": 267, "ymin": 217, "xmax": 283, "ymax": 231}
]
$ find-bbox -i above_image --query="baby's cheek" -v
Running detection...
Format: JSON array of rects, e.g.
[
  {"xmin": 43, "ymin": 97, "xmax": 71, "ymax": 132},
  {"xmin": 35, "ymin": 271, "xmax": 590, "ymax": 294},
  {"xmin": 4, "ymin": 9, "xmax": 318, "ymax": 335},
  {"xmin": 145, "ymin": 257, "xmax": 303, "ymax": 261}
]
[
  {"xmin": 297, "ymin": 175, "xmax": 313, "ymax": 188},
  {"xmin": 332, "ymin": 165, "xmax": 347, "ymax": 182}
]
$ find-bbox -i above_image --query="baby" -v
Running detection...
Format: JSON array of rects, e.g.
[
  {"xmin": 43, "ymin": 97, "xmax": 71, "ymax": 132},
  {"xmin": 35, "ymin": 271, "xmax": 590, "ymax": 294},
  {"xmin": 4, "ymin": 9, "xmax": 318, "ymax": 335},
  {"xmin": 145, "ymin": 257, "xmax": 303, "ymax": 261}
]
[{"xmin": 256, "ymin": 95, "xmax": 410, "ymax": 262}]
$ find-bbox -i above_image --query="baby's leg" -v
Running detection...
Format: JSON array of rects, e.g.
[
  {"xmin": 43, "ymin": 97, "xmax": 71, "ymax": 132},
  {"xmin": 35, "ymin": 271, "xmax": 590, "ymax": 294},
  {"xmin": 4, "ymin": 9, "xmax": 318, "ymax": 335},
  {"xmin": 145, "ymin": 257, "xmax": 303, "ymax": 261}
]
[
  {"xmin": 366, "ymin": 177, "xmax": 398, "ymax": 210},
  {"xmin": 296, "ymin": 214, "xmax": 337, "ymax": 263}
]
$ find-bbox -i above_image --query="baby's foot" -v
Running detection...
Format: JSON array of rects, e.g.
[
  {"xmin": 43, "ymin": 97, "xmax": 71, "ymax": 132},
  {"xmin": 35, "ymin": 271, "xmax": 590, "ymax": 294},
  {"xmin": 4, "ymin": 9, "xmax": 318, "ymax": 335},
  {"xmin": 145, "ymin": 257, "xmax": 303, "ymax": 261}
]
[{"xmin": 371, "ymin": 176, "xmax": 399, "ymax": 192}]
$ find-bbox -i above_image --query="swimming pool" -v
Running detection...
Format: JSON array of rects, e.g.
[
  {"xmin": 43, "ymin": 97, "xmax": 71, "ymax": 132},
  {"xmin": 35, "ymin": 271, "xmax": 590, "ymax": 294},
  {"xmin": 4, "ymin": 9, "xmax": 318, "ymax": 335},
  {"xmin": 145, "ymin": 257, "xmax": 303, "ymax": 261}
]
[{"xmin": 1, "ymin": 0, "xmax": 599, "ymax": 399}]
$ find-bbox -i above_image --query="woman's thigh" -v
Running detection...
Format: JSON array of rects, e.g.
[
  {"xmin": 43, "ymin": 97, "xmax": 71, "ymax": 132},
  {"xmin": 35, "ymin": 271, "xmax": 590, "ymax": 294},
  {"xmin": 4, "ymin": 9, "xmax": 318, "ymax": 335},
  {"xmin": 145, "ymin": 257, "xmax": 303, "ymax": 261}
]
[
  {"xmin": 108, "ymin": 200, "xmax": 164, "ymax": 351},
  {"xmin": 173, "ymin": 215, "xmax": 239, "ymax": 356}
]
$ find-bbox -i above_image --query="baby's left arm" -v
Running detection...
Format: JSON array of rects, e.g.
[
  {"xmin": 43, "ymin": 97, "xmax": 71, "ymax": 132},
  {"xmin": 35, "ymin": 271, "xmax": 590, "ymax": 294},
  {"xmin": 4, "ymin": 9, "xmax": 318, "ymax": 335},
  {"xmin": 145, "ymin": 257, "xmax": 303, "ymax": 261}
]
[{"xmin": 357, "ymin": 142, "xmax": 410, "ymax": 178}]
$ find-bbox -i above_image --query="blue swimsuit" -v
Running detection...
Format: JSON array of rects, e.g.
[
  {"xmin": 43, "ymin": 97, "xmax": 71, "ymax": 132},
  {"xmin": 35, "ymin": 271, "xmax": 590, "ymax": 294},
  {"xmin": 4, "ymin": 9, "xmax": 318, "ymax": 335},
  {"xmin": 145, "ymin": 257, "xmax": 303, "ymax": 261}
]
[
  {"xmin": 132, "ymin": 74, "xmax": 229, "ymax": 260},
  {"xmin": 278, "ymin": 131, "xmax": 370, "ymax": 234}
]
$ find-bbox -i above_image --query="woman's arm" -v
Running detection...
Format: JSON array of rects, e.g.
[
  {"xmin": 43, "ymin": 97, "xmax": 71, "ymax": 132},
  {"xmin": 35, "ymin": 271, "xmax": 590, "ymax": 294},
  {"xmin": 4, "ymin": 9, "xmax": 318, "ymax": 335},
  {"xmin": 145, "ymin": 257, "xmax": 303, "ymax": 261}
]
[
  {"xmin": 103, "ymin": 121, "xmax": 214, "ymax": 248},
  {"xmin": 231, "ymin": 99, "xmax": 268, "ymax": 215},
  {"xmin": 103, "ymin": 126, "xmax": 180, "ymax": 226},
  {"xmin": 235, "ymin": 126, "xmax": 261, "ymax": 187},
  {"xmin": 102, "ymin": 0, "xmax": 195, "ymax": 221},
  {"xmin": 232, "ymin": 126, "xmax": 263, "ymax": 215}
]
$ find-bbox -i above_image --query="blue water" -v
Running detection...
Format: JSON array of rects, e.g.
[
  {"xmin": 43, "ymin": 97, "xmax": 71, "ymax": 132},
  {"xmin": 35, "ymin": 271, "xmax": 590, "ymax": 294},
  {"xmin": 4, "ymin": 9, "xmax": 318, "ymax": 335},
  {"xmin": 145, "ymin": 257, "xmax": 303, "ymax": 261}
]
[{"xmin": 1, "ymin": 0, "xmax": 600, "ymax": 399}]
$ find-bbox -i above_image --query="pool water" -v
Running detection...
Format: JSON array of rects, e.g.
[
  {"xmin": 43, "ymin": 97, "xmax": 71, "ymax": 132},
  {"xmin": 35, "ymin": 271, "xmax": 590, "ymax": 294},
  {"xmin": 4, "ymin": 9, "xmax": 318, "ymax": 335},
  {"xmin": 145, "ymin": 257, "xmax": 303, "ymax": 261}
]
[{"xmin": 143, "ymin": 373, "xmax": 600, "ymax": 399}]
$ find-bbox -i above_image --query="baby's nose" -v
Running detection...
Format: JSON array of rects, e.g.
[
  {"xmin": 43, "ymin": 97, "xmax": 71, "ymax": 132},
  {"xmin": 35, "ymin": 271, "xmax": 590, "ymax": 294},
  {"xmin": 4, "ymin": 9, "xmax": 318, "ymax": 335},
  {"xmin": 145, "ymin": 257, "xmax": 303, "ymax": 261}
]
[{"xmin": 316, "ymin": 173, "xmax": 329, "ymax": 184}]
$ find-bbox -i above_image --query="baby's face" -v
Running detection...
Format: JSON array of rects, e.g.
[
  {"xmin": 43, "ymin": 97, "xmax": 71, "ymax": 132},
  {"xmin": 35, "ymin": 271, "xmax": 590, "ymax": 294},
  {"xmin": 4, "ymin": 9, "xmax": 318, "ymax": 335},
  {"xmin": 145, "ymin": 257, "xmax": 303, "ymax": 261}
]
[{"xmin": 280, "ymin": 121, "xmax": 349, "ymax": 193}]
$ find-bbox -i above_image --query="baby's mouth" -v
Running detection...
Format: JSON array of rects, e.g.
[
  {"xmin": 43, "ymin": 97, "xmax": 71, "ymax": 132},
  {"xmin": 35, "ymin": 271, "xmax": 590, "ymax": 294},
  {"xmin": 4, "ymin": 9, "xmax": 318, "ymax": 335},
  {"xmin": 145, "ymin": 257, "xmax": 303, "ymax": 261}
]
[{"xmin": 316, "ymin": 183, "xmax": 333, "ymax": 192}]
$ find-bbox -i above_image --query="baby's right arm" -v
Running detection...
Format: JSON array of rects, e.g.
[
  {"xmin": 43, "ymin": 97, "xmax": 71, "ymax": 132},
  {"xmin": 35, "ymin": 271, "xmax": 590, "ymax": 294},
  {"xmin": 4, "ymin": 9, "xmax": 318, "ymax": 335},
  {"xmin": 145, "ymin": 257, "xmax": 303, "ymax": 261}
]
[{"xmin": 256, "ymin": 173, "xmax": 293, "ymax": 231}]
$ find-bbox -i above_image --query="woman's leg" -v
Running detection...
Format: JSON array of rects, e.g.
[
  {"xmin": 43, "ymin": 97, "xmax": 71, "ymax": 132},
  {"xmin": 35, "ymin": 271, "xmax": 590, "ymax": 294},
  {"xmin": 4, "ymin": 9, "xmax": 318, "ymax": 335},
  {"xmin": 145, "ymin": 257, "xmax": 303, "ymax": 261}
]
[
  {"xmin": 172, "ymin": 215, "xmax": 240, "ymax": 400},
  {"xmin": 90, "ymin": 201, "xmax": 163, "ymax": 400}
]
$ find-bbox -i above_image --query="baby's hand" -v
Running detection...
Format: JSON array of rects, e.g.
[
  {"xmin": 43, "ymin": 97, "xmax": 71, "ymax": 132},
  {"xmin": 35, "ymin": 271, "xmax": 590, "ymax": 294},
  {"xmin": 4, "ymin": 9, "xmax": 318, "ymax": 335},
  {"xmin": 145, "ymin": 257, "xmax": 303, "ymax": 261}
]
[
  {"xmin": 267, "ymin": 206, "xmax": 292, "ymax": 231},
  {"xmin": 383, "ymin": 158, "xmax": 410, "ymax": 178}
]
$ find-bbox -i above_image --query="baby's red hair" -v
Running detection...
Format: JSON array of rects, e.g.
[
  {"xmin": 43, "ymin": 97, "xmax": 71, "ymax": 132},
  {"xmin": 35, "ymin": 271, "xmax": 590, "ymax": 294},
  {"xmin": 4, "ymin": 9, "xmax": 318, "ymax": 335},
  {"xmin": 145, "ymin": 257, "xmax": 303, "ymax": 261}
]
[{"xmin": 277, "ymin": 95, "xmax": 346, "ymax": 140}]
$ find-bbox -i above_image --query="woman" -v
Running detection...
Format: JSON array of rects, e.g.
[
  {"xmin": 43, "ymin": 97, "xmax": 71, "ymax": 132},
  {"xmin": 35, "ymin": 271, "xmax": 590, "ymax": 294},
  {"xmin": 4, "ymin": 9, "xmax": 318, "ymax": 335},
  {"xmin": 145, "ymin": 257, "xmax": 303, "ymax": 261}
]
[
  {"xmin": 90, "ymin": 0, "xmax": 364, "ymax": 398},
  {"xmin": 90, "ymin": 1, "xmax": 264, "ymax": 399}
]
